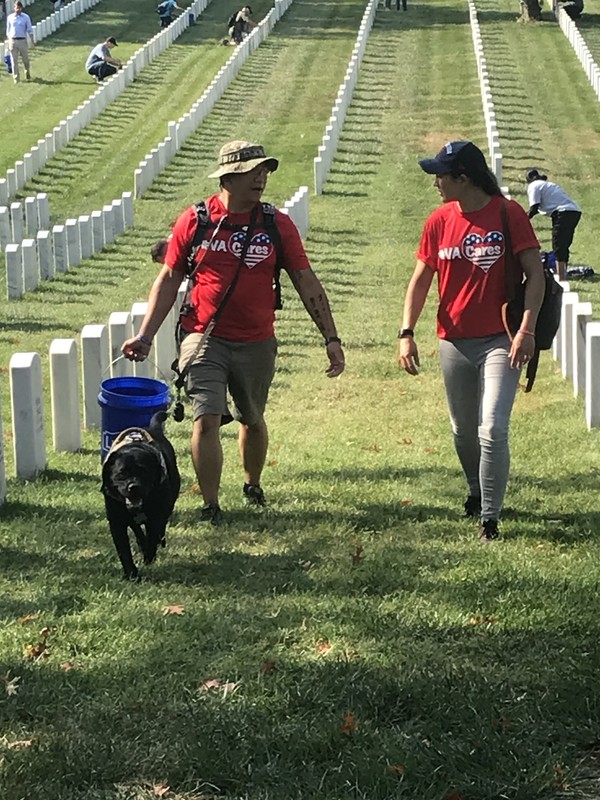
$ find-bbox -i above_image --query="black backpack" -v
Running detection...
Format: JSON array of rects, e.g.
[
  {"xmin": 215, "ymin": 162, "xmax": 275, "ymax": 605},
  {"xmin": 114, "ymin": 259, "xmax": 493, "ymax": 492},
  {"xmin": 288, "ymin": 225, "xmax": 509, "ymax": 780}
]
[
  {"xmin": 184, "ymin": 199, "xmax": 285, "ymax": 309},
  {"xmin": 157, "ymin": 1, "xmax": 170, "ymax": 14},
  {"xmin": 227, "ymin": 11, "xmax": 238, "ymax": 27}
]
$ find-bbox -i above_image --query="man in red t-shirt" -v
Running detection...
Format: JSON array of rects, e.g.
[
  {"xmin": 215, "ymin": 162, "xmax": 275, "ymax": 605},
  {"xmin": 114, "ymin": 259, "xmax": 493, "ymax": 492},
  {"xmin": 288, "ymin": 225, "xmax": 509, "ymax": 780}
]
[{"xmin": 122, "ymin": 140, "xmax": 345, "ymax": 524}]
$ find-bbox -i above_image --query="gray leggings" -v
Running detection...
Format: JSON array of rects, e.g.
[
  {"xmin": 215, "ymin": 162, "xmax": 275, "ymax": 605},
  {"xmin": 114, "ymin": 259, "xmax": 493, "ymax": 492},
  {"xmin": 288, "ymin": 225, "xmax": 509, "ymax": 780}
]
[{"xmin": 439, "ymin": 334, "xmax": 520, "ymax": 522}]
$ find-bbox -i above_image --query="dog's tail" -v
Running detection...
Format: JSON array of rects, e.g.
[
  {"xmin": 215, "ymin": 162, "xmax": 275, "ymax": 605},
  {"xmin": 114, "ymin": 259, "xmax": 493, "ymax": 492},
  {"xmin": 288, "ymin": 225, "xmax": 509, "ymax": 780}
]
[{"xmin": 148, "ymin": 410, "xmax": 168, "ymax": 440}]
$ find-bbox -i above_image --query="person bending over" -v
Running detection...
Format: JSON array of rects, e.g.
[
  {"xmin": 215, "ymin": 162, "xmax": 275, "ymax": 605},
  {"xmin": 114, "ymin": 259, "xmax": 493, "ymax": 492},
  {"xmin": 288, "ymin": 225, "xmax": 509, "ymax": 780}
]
[
  {"xmin": 85, "ymin": 36, "xmax": 122, "ymax": 83},
  {"xmin": 526, "ymin": 168, "xmax": 581, "ymax": 281}
]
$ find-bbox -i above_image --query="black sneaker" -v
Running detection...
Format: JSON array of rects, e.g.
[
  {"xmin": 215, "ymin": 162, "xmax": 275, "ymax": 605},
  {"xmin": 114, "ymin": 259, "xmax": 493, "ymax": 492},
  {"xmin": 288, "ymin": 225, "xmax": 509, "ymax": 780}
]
[
  {"xmin": 199, "ymin": 502, "xmax": 222, "ymax": 525},
  {"xmin": 464, "ymin": 495, "xmax": 482, "ymax": 518},
  {"xmin": 479, "ymin": 519, "xmax": 499, "ymax": 543},
  {"xmin": 243, "ymin": 483, "xmax": 266, "ymax": 506}
]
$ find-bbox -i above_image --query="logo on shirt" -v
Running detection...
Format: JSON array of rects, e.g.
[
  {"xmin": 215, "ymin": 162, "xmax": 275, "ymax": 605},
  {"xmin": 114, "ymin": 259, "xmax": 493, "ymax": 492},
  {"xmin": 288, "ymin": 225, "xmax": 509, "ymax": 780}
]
[
  {"xmin": 228, "ymin": 231, "xmax": 274, "ymax": 268},
  {"xmin": 461, "ymin": 230, "xmax": 504, "ymax": 272}
]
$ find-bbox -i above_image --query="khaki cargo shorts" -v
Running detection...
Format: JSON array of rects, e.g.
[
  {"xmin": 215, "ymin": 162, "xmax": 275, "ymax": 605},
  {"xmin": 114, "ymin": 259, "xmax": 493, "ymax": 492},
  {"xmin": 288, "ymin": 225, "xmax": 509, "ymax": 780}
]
[{"xmin": 179, "ymin": 334, "xmax": 277, "ymax": 424}]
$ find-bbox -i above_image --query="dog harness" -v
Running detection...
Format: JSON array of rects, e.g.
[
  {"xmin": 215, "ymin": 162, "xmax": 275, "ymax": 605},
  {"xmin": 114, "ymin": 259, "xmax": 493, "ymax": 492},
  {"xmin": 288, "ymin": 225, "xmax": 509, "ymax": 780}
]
[{"xmin": 104, "ymin": 427, "xmax": 169, "ymax": 483}]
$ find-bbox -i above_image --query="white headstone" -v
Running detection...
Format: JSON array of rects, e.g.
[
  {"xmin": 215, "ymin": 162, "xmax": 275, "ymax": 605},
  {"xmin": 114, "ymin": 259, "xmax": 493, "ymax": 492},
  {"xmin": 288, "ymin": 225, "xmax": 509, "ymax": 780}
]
[
  {"xmin": 52, "ymin": 225, "xmax": 67, "ymax": 273},
  {"xmin": 50, "ymin": 338, "xmax": 81, "ymax": 451},
  {"xmin": 21, "ymin": 238, "xmax": 38, "ymax": 294},
  {"xmin": 6, "ymin": 243, "xmax": 23, "ymax": 300},
  {"xmin": 9, "ymin": 352, "xmax": 46, "ymax": 478},
  {"xmin": 37, "ymin": 230, "xmax": 54, "ymax": 281},
  {"xmin": 81, "ymin": 323, "xmax": 109, "ymax": 430},
  {"xmin": 108, "ymin": 312, "xmax": 134, "ymax": 377}
]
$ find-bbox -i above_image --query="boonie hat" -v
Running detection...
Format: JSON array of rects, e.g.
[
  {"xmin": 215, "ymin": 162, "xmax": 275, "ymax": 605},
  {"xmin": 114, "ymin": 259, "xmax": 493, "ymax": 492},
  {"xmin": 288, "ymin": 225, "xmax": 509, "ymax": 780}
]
[
  {"xmin": 419, "ymin": 141, "xmax": 488, "ymax": 177},
  {"xmin": 209, "ymin": 140, "xmax": 279, "ymax": 178},
  {"xmin": 107, "ymin": 36, "xmax": 118, "ymax": 46}
]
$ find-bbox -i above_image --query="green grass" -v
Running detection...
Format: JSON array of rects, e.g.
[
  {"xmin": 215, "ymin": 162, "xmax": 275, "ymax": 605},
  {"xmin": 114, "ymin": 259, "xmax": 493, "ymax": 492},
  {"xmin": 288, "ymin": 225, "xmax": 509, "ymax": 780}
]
[{"xmin": 2, "ymin": 1, "xmax": 600, "ymax": 798}]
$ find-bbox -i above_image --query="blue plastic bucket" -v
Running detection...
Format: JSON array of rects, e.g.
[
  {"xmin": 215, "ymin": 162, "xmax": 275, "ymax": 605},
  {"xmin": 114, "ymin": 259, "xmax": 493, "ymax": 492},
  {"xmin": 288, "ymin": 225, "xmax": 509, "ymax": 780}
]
[{"xmin": 98, "ymin": 376, "xmax": 170, "ymax": 461}]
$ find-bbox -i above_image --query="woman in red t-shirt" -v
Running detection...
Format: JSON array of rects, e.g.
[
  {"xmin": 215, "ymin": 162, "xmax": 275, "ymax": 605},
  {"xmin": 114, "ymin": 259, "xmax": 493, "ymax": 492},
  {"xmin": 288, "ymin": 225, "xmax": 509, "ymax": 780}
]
[{"xmin": 398, "ymin": 141, "xmax": 545, "ymax": 543}]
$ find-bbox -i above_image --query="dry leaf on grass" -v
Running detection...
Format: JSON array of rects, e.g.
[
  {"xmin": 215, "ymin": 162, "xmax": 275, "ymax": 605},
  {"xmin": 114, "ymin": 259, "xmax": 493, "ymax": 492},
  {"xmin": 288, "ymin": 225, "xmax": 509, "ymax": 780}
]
[
  {"xmin": 199, "ymin": 678, "xmax": 239, "ymax": 695},
  {"xmin": 401, "ymin": 499, "xmax": 412, "ymax": 506},
  {"xmin": 17, "ymin": 613, "xmax": 40, "ymax": 625},
  {"xmin": 299, "ymin": 560, "xmax": 315, "ymax": 571},
  {"xmin": 443, "ymin": 792, "xmax": 463, "ymax": 800},
  {"xmin": 387, "ymin": 764, "xmax": 406, "ymax": 776},
  {"xmin": 316, "ymin": 641, "xmax": 331, "ymax": 654},
  {"xmin": 468, "ymin": 614, "xmax": 496, "ymax": 626},
  {"xmin": 60, "ymin": 661, "xmax": 78, "ymax": 672},
  {"xmin": 352, "ymin": 545, "xmax": 364, "ymax": 565},
  {"xmin": 2, "ymin": 673, "xmax": 20, "ymax": 696},
  {"xmin": 340, "ymin": 711, "xmax": 359, "ymax": 735},
  {"xmin": 6, "ymin": 739, "xmax": 33, "ymax": 750},
  {"xmin": 153, "ymin": 784, "xmax": 170, "ymax": 797},
  {"xmin": 162, "ymin": 605, "xmax": 185, "ymax": 616},
  {"xmin": 260, "ymin": 660, "xmax": 277, "ymax": 675}
]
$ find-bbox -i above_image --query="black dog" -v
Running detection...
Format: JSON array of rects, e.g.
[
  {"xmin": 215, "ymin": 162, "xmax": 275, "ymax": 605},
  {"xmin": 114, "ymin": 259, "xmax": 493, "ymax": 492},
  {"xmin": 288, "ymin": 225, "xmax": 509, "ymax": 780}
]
[{"xmin": 101, "ymin": 411, "xmax": 180, "ymax": 579}]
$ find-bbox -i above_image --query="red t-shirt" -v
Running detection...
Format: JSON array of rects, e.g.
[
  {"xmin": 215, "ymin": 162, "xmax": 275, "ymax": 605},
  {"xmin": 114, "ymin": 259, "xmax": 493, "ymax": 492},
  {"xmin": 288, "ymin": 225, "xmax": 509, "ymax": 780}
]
[
  {"xmin": 417, "ymin": 195, "xmax": 540, "ymax": 339},
  {"xmin": 165, "ymin": 194, "xmax": 311, "ymax": 342}
]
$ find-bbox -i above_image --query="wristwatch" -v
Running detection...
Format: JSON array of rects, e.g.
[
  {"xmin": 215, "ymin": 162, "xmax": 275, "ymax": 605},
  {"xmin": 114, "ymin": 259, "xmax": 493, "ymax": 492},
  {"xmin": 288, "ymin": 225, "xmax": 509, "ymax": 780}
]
[{"xmin": 397, "ymin": 328, "xmax": 414, "ymax": 339}]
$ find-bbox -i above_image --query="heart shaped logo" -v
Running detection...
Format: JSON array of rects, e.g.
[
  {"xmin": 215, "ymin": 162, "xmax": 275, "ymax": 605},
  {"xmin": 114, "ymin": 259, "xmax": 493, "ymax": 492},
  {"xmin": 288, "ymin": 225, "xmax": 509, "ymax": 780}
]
[
  {"xmin": 461, "ymin": 230, "xmax": 505, "ymax": 272},
  {"xmin": 228, "ymin": 231, "xmax": 274, "ymax": 268}
]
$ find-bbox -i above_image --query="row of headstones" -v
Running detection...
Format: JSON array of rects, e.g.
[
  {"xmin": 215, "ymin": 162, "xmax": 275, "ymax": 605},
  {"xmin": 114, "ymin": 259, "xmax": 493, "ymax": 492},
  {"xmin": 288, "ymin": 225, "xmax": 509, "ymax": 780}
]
[
  {"xmin": 5, "ymin": 192, "xmax": 134, "ymax": 299},
  {"xmin": 0, "ymin": 0, "xmax": 211, "ymax": 210},
  {"xmin": 0, "ymin": 192, "xmax": 50, "ymax": 249},
  {"xmin": 0, "ymin": 0, "xmax": 100, "ymax": 66},
  {"xmin": 468, "ymin": 0, "xmax": 503, "ymax": 185},
  {"xmin": 553, "ymin": 281, "xmax": 600, "ymax": 429},
  {"xmin": 0, "ymin": 186, "xmax": 312, "ymax": 501},
  {"xmin": 313, "ymin": 0, "xmax": 378, "ymax": 196},
  {"xmin": 134, "ymin": 0, "xmax": 294, "ymax": 198},
  {"xmin": 557, "ymin": 7, "xmax": 600, "ymax": 99}
]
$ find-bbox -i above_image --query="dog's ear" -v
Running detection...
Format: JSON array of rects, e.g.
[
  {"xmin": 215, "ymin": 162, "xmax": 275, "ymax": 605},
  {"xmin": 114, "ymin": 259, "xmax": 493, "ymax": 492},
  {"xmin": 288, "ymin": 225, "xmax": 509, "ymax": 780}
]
[{"xmin": 101, "ymin": 455, "xmax": 119, "ymax": 498}]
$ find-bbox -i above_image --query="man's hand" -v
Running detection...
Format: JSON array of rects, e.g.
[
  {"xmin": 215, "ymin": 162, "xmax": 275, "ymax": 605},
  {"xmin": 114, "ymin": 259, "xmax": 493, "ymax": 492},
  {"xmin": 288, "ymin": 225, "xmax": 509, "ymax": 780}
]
[
  {"xmin": 122, "ymin": 336, "xmax": 151, "ymax": 362},
  {"xmin": 325, "ymin": 341, "xmax": 345, "ymax": 377}
]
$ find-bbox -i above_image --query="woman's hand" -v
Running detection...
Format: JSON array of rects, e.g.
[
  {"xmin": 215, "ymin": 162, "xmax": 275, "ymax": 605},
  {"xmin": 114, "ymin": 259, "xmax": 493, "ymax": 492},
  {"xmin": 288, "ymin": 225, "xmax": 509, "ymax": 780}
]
[
  {"xmin": 509, "ymin": 331, "xmax": 536, "ymax": 370},
  {"xmin": 398, "ymin": 336, "xmax": 420, "ymax": 375}
]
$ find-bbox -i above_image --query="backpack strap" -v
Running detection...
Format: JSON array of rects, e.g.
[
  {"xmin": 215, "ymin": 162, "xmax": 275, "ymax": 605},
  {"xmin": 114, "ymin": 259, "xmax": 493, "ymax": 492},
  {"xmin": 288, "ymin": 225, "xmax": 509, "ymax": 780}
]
[
  {"xmin": 186, "ymin": 200, "xmax": 211, "ymax": 277},
  {"xmin": 261, "ymin": 202, "xmax": 285, "ymax": 310}
]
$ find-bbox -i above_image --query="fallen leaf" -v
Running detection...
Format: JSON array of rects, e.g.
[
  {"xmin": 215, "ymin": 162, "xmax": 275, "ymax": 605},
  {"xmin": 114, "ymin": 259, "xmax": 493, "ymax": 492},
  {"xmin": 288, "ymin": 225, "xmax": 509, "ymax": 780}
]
[
  {"xmin": 2, "ymin": 674, "xmax": 20, "ymax": 696},
  {"xmin": 39, "ymin": 626, "xmax": 56, "ymax": 639},
  {"xmin": 23, "ymin": 641, "xmax": 49, "ymax": 661},
  {"xmin": 423, "ymin": 447, "xmax": 437, "ymax": 454},
  {"xmin": 221, "ymin": 681, "xmax": 239, "ymax": 695},
  {"xmin": 200, "ymin": 679, "xmax": 222, "ymax": 691},
  {"xmin": 299, "ymin": 560, "xmax": 315, "ymax": 571},
  {"xmin": 388, "ymin": 764, "xmax": 406, "ymax": 776},
  {"xmin": 162, "ymin": 605, "xmax": 185, "ymax": 616},
  {"xmin": 60, "ymin": 661, "xmax": 78, "ymax": 672},
  {"xmin": 401, "ymin": 499, "xmax": 412, "ymax": 506},
  {"xmin": 468, "ymin": 614, "xmax": 496, "ymax": 626},
  {"xmin": 443, "ymin": 792, "xmax": 464, "ymax": 800},
  {"xmin": 6, "ymin": 739, "xmax": 33, "ymax": 750},
  {"xmin": 362, "ymin": 444, "xmax": 382, "ymax": 452},
  {"xmin": 352, "ymin": 545, "xmax": 364, "ymax": 565},
  {"xmin": 260, "ymin": 660, "xmax": 277, "ymax": 675},
  {"xmin": 316, "ymin": 641, "xmax": 331, "ymax": 654},
  {"xmin": 17, "ymin": 613, "xmax": 40, "ymax": 625},
  {"xmin": 266, "ymin": 459, "xmax": 278, "ymax": 466},
  {"xmin": 153, "ymin": 784, "xmax": 170, "ymax": 797},
  {"xmin": 401, "ymin": 438, "xmax": 413, "ymax": 445},
  {"xmin": 341, "ymin": 711, "xmax": 359, "ymax": 735}
]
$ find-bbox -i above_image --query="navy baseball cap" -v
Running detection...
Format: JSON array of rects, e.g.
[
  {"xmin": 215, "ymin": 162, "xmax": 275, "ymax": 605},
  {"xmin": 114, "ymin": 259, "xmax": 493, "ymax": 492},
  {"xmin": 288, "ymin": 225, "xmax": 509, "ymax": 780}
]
[{"xmin": 419, "ymin": 141, "xmax": 488, "ymax": 176}]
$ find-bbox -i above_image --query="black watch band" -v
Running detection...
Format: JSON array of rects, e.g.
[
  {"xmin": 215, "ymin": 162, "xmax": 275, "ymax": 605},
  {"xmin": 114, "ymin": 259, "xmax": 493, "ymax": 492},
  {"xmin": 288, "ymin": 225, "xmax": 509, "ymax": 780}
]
[
  {"xmin": 324, "ymin": 336, "xmax": 342, "ymax": 346},
  {"xmin": 398, "ymin": 328, "xmax": 414, "ymax": 339}
]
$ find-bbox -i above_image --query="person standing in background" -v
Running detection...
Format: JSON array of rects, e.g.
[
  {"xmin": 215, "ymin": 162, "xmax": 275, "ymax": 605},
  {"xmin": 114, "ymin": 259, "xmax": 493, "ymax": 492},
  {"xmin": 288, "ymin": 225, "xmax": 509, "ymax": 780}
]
[
  {"xmin": 6, "ymin": 1, "xmax": 34, "ymax": 84},
  {"xmin": 525, "ymin": 168, "xmax": 581, "ymax": 281}
]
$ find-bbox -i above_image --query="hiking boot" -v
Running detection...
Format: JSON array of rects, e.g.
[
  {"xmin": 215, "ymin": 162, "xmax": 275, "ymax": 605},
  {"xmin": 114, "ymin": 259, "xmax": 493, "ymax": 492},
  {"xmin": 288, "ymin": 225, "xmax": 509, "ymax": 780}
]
[
  {"xmin": 25, "ymin": 71, "xmax": 31, "ymax": 80},
  {"xmin": 199, "ymin": 502, "xmax": 222, "ymax": 525},
  {"xmin": 479, "ymin": 519, "xmax": 499, "ymax": 543},
  {"xmin": 243, "ymin": 483, "xmax": 266, "ymax": 506},
  {"xmin": 464, "ymin": 494, "xmax": 482, "ymax": 518}
]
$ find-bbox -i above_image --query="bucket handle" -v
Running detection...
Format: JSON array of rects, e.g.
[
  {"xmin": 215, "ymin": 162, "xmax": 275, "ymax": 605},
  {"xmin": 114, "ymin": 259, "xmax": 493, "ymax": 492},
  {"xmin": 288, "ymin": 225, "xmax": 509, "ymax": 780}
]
[{"xmin": 103, "ymin": 355, "xmax": 174, "ymax": 385}]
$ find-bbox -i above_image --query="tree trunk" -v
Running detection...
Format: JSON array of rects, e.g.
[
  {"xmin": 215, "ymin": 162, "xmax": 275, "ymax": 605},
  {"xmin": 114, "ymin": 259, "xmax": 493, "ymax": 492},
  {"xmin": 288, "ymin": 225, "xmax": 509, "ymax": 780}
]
[{"xmin": 519, "ymin": 0, "xmax": 542, "ymax": 21}]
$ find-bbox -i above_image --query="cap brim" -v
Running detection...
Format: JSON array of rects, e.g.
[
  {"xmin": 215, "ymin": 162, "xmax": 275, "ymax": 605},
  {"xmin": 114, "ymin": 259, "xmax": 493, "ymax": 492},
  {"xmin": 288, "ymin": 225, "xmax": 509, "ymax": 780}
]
[
  {"xmin": 419, "ymin": 157, "xmax": 451, "ymax": 175},
  {"xmin": 209, "ymin": 156, "xmax": 279, "ymax": 179}
]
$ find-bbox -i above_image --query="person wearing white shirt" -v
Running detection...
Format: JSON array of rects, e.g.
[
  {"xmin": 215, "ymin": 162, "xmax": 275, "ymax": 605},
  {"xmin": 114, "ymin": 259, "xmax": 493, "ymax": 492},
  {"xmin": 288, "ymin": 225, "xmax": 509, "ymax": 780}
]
[
  {"xmin": 5, "ymin": 0, "xmax": 34, "ymax": 83},
  {"xmin": 526, "ymin": 168, "xmax": 581, "ymax": 280}
]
